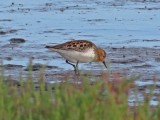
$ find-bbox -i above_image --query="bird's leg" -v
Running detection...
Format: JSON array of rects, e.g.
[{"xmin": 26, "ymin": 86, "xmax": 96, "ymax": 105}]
[
  {"xmin": 75, "ymin": 61, "xmax": 79, "ymax": 75},
  {"xmin": 66, "ymin": 60, "xmax": 76, "ymax": 69},
  {"xmin": 66, "ymin": 60, "xmax": 79, "ymax": 75}
]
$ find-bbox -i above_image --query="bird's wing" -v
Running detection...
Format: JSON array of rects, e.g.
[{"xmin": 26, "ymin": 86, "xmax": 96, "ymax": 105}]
[{"xmin": 46, "ymin": 40, "xmax": 96, "ymax": 52}]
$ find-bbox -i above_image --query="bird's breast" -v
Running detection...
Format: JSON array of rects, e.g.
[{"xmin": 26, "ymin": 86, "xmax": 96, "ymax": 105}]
[{"xmin": 58, "ymin": 49, "xmax": 96, "ymax": 63}]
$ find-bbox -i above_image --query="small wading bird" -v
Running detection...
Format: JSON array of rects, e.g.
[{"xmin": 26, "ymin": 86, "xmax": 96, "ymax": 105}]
[{"xmin": 45, "ymin": 40, "xmax": 107, "ymax": 74}]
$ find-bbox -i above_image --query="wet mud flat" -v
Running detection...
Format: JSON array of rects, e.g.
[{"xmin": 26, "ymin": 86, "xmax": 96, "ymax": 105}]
[
  {"xmin": 1, "ymin": 46, "xmax": 160, "ymax": 82},
  {"xmin": 0, "ymin": 0, "xmax": 160, "ymax": 88}
]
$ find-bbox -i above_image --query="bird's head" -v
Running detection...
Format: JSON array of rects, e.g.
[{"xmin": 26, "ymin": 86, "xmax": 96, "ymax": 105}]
[{"xmin": 96, "ymin": 48, "xmax": 107, "ymax": 68}]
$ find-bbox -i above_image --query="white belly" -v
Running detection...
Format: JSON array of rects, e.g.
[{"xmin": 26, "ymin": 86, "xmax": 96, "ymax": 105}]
[{"xmin": 57, "ymin": 49, "xmax": 96, "ymax": 63}]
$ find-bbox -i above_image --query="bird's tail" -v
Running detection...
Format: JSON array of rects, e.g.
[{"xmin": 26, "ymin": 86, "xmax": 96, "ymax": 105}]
[{"xmin": 45, "ymin": 45, "xmax": 52, "ymax": 48}]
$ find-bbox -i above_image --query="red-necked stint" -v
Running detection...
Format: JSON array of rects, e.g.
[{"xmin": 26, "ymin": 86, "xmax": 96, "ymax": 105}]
[{"xmin": 46, "ymin": 40, "xmax": 107, "ymax": 74}]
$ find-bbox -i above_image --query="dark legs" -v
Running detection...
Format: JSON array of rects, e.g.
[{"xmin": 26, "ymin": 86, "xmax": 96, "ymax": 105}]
[
  {"xmin": 65, "ymin": 60, "xmax": 107, "ymax": 75},
  {"xmin": 66, "ymin": 60, "xmax": 79, "ymax": 75}
]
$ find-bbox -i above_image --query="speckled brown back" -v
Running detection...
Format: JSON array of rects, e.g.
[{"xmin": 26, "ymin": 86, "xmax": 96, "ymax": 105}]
[{"xmin": 51, "ymin": 40, "xmax": 97, "ymax": 52}]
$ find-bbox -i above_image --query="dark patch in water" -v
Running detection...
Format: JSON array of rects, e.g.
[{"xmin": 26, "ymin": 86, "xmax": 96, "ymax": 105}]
[
  {"xmin": 155, "ymin": 57, "xmax": 160, "ymax": 62},
  {"xmin": 0, "ymin": 19, "xmax": 13, "ymax": 22},
  {"xmin": 0, "ymin": 29, "xmax": 18, "ymax": 35},
  {"xmin": 24, "ymin": 63, "xmax": 58, "ymax": 71},
  {"xmin": 0, "ymin": 64, "xmax": 24, "ymax": 69},
  {"xmin": 133, "ymin": 64, "xmax": 152, "ymax": 68},
  {"xmin": 111, "ymin": 58, "xmax": 142, "ymax": 64},
  {"xmin": 9, "ymin": 38, "xmax": 26, "ymax": 44}
]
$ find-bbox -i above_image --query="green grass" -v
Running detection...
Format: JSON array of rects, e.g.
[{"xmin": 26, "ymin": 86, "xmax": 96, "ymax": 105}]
[{"xmin": 0, "ymin": 70, "xmax": 160, "ymax": 120}]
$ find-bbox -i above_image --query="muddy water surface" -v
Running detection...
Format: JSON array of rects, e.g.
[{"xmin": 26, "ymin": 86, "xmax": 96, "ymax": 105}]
[{"xmin": 0, "ymin": 0, "xmax": 160, "ymax": 86}]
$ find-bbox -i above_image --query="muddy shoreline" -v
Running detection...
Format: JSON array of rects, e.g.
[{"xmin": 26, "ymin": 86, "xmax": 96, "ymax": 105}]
[
  {"xmin": 1, "ymin": 45, "xmax": 160, "ymax": 82},
  {"xmin": 0, "ymin": 0, "xmax": 160, "ymax": 84}
]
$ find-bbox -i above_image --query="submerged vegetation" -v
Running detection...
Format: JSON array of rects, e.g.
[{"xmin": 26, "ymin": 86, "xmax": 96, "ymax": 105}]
[{"xmin": 0, "ymin": 69, "xmax": 160, "ymax": 120}]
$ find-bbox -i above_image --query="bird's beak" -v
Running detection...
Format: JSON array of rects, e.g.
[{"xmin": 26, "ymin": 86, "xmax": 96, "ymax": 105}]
[{"xmin": 102, "ymin": 61, "xmax": 107, "ymax": 68}]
